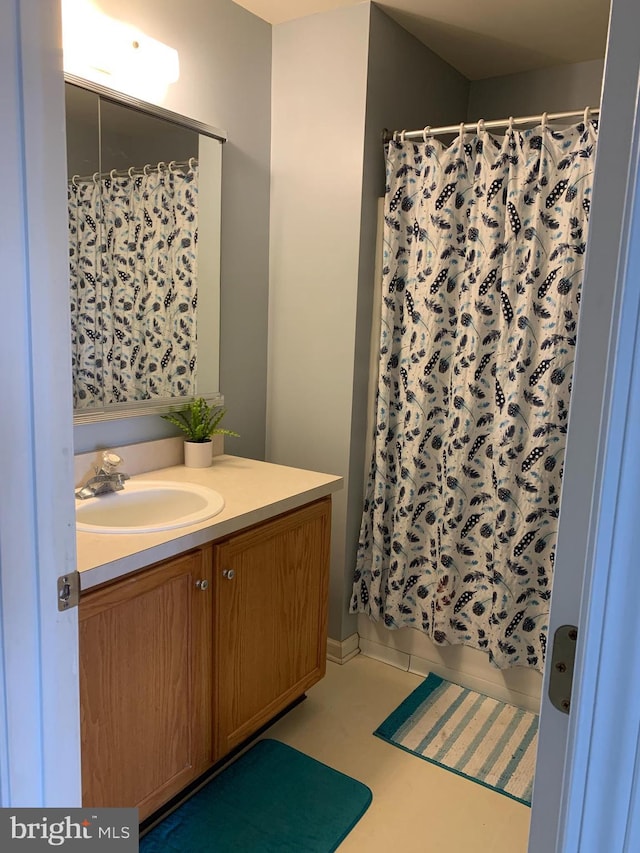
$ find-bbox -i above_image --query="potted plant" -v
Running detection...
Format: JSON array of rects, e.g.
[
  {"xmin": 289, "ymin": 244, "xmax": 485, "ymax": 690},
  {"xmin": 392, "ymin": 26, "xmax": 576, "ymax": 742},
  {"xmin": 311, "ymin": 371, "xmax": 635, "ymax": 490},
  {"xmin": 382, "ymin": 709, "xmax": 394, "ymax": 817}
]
[{"xmin": 162, "ymin": 398, "xmax": 239, "ymax": 468}]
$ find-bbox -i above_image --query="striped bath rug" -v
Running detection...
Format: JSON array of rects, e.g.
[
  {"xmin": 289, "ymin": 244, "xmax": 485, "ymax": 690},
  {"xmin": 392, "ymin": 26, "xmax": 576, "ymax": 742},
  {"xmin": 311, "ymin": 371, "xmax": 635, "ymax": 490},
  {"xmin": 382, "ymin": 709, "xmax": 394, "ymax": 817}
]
[{"xmin": 374, "ymin": 673, "xmax": 538, "ymax": 805}]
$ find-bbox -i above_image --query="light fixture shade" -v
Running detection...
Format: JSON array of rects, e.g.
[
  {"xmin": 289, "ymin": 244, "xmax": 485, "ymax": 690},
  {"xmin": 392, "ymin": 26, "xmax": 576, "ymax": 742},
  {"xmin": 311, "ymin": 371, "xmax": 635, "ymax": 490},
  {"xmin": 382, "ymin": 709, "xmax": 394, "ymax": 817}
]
[{"xmin": 62, "ymin": 0, "xmax": 179, "ymax": 102}]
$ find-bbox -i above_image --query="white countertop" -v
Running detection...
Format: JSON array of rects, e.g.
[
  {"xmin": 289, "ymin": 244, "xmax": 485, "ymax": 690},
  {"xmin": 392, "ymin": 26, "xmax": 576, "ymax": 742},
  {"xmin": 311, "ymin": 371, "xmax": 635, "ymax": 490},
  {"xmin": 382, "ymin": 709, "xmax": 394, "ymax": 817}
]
[{"xmin": 77, "ymin": 455, "xmax": 343, "ymax": 590}]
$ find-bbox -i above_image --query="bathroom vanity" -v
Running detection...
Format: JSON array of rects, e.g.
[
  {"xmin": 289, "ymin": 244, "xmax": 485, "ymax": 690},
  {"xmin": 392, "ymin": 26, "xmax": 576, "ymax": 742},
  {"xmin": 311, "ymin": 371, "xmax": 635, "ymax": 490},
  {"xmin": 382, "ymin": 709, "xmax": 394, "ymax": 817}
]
[{"xmin": 76, "ymin": 455, "xmax": 342, "ymax": 821}]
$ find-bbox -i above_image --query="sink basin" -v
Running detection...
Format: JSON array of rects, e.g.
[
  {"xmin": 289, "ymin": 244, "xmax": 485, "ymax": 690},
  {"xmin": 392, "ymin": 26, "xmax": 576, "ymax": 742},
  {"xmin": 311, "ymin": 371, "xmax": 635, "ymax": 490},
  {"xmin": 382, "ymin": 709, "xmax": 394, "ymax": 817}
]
[{"xmin": 75, "ymin": 480, "xmax": 225, "ymax": 534}]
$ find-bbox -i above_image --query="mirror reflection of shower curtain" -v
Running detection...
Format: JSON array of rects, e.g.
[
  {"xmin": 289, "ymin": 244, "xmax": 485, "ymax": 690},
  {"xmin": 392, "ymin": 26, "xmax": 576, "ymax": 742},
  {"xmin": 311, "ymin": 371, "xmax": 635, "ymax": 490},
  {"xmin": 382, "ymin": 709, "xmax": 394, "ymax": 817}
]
[
  {"xmin": 69, "ymin": 178, "xmax": 102, "ymax": 405},
  {"xmin": 68, "ymin": 164, "xmax": 199, "ymax": 408},
  {"xmin": 351, "ymin": 120, "xmax": 598, "ymax": 671}
]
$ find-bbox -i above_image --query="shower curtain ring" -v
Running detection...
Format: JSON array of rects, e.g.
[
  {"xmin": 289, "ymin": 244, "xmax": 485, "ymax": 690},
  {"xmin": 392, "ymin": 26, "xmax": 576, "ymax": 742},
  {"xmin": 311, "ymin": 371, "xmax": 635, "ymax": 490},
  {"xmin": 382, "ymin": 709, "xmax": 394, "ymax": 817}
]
[
  {"xmin": 583, "ymin": 105, "xmax": 591, "ymax": 126},
  {"xmin": 143, "ymin": 164, "xmax": 151, "ymax": 175},
  {"xmin": 128, "ymin": 167, "xmax": 136, "ymax": 179},
  {"xmin": 541, "ymin": 112, "xmax": 548, "ymax": 130},
  {"xmin": 110, "ymin": 169, "xmax": 117, "ymax": 180},
  {"xmin": 459, "ymin": 122, "xmax": 465, "ymax": 144},
  {"xmin": 92, "ymin": 172, "xmax": 100, "ymax": 184},
  {"xmin": 422, "ymin": 126, "xmax": 431, "ymax": 142},
  {"xmin": 168, "ymin": 160, "xmax": 177, "ymax": 173},
  {"xmin": 157, "ymin": 161, "xmax": 166, "ymax": 172},
  {"xmin": 188, "ymin": 156, "xmax": 197, "ymax": 172},
  {"xmin": 71, "ymin": 174, "xmax": 79, "ymax": 187},
  {"xmin": 400, "ymin": 129, "xmax": 407, "ymax": 143},
  {"xmin": 477, "ymin": 118, "xmax": 486, "ymax": 134},
  {"xmin": 508, "ymin": 116, "xmax": 514, "ymax": 133}
]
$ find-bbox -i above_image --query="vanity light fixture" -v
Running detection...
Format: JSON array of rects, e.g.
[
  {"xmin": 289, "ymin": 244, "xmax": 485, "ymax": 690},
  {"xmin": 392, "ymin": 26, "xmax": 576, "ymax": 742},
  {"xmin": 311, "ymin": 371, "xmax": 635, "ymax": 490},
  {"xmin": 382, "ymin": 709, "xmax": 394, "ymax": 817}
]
[{"xmin": 61, "ymin": 0, "xmax": 179, "ymax": 102}]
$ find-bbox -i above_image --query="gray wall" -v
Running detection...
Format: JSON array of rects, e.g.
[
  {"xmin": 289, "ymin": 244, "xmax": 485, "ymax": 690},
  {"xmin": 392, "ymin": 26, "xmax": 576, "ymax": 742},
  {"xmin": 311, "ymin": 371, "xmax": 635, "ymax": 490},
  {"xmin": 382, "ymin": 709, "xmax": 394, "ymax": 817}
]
[
  {"xmin": 268, "ymin": 3, "xmax": 372, "ymax": 642},
  {"xmin": 72, "ymin": 0, "xmax": 271, "ymax": 460},
  {"xmin": 467, "ymin": 58, "xmax": 605, "ymax": 120},
  {"xmin": 365, "ymin": 5, "xmax": 470, "ymax": 197}
]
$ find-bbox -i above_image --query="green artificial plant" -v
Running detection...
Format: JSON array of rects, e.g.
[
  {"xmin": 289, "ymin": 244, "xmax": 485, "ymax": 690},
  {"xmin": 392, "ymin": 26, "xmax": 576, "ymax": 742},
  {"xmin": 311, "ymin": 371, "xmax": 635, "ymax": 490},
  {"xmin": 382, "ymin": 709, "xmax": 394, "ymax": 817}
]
[{"xmin": 162, "ymin": 398, "xmax": 239, "ymax": 443}]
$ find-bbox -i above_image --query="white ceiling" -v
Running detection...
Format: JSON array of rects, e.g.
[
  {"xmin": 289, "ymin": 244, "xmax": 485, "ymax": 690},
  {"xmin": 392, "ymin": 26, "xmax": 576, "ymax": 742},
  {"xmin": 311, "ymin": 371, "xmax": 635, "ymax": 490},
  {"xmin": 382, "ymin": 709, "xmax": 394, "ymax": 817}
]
[{"xmin": 232, "ymin": 0, "xmax": 610, "ymax": 80}]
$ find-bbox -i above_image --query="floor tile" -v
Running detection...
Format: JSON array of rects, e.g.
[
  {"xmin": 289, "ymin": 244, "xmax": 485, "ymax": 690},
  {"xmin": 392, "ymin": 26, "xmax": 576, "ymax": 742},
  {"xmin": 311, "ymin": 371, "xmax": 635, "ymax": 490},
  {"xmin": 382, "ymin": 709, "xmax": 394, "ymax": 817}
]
[{"xmin": 263, "ymin": 655, "xmax": 532, "ymax": 852}]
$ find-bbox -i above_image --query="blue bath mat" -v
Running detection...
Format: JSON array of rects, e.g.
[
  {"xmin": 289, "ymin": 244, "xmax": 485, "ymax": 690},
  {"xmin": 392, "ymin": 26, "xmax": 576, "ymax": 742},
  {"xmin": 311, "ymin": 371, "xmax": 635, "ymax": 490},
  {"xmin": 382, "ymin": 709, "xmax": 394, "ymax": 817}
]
[
  {"xmin": 375, "ymin": 673, "xmax": 538, "ymax": 806},
  {"xmin": 140, "ymin": 739, "xmax": 372, "ymax": 852}
]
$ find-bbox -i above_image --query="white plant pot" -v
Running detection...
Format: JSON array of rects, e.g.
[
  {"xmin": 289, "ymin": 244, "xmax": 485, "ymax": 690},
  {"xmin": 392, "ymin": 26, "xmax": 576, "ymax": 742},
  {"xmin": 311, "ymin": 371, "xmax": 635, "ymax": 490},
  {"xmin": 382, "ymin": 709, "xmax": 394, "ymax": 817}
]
[{"xmin": 184, "ymin": 440, "xmax": 213, "ymax": 468}]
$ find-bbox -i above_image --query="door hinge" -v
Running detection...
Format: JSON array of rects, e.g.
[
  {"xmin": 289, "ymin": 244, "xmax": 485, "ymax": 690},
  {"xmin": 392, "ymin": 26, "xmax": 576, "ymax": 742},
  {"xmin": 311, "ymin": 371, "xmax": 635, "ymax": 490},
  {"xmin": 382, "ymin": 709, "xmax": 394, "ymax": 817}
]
[
  {"xmin": 57, "ymin": 571, "xmax": 80, "ymax": 611},
  {"xmin": 548, "ymin": 624, "xmax": 578, "ymax": 714}
]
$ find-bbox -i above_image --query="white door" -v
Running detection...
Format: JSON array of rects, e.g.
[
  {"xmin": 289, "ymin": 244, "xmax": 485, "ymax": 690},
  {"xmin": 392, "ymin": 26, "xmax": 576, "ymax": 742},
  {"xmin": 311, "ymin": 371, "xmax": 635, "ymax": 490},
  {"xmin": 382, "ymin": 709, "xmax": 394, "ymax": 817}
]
[
  {"xmin": 0, "ymin": 0, "xmax": 80, "ymax": 806},
  {"xmin": 529, "ymin": 0, "xmax": 640, "ymax": 849}
]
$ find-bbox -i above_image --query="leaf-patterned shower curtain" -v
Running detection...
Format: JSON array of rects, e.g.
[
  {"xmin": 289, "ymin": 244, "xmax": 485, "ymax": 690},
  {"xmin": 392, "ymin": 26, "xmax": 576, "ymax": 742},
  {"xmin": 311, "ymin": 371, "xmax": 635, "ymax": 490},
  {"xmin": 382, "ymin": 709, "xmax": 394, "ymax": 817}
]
[
  {"xmin": 68, "ymin": 165, "xmax": 199, "ymax": 408},
  {"xmin": 350, "ymin": 120, "xmax": 598, "ymax": 671}
]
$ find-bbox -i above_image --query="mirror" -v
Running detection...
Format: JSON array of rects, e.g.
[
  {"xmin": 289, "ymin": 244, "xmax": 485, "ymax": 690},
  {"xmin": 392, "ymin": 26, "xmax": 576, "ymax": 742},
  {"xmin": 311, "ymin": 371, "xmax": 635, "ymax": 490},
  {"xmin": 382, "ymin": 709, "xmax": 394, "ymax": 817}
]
[{"xmin": 65, "ymin": 76, "xmax": 225, "ymax": 423}]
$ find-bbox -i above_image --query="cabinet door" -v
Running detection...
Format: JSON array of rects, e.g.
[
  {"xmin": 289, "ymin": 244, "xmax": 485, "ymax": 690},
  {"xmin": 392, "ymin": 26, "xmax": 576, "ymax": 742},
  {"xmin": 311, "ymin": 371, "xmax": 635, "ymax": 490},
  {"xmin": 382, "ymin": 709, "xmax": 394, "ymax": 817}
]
[
  {"xmin": 214, "ymin": 498, "xmax": 331, "ymax": 757},
  {"xmin": 79, "ymin": 547, "xmax": 213, "ymax": 821}
]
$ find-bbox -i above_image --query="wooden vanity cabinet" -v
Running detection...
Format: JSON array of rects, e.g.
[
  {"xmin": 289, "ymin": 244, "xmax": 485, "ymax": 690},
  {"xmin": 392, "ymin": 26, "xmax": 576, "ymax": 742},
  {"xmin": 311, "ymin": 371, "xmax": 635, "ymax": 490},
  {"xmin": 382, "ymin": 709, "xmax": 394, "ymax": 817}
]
[
  {"xmin": 79, "ymin": 495, "xmax": 332, "ymax": 819},
  {"xmin": 79, "ymin": 546, "xmax": 213, "ymax": 821},
  {"xmin": 213, "ymin": 497, "xmax": 331, "ymax": 758}
]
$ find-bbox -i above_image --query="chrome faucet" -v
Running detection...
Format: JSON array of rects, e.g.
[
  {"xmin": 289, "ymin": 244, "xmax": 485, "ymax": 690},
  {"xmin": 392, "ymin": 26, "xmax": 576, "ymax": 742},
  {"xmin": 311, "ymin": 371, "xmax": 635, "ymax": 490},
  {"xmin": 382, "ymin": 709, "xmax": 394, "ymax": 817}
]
[{"xmin": 75, "ymin": 451, "xmax": 130, "ymax": 500}]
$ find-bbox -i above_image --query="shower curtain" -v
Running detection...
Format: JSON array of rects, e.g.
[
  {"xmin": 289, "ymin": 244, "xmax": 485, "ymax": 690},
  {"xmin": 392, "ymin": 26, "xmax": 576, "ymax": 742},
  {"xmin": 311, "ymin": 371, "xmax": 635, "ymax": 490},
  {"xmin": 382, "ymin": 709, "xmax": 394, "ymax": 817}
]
[
  {"xmin": 68, "ymin": 164, "xmax": 199, "ymax": 408},
  {"xmin": 351, "ymin": 119, "xmax": 598, "ymax": 671}
]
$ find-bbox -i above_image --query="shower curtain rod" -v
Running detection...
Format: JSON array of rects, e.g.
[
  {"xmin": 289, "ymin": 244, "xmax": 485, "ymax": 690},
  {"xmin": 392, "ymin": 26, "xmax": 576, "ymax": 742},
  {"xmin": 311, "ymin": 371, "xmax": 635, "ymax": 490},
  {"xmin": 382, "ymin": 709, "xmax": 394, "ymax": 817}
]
[
  {"xmin": 68, "ymin": 157, "xmax": 198, "ymax": 185},
  {"xmin": 382, "ymin": 106, "xmax": 601, "ymax": 144}
]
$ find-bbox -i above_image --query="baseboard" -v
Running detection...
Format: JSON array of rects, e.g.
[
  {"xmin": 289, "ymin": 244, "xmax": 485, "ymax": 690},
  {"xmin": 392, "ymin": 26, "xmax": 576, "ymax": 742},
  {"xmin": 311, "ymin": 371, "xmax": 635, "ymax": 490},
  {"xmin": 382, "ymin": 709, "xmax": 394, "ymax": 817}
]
[
  {"xmin": 407, "ymin": 653, "xmax": 541, "ymax": 713},
  {"xmin": 358, "ymin": 635, "xmax": 541, "ymax": 713},
  {"xmin": 358, "ymin": 637, "xmax": 410, "ymax": 671},
  {"xmin": 326, "ymin": 633, "xmax": 360, "ymax": 665}
]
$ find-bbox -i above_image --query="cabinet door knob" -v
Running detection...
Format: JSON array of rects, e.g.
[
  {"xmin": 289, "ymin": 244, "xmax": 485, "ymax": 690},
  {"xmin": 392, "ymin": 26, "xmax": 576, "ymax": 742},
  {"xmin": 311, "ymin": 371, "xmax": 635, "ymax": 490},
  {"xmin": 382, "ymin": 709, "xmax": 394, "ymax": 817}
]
[
  {"xmin": 222, "ymin": 569, "xmax": 235, "ymax": 580},
  {"xmin": 195, "ymin": 579, "xmax": 209, "ymax": 590}
]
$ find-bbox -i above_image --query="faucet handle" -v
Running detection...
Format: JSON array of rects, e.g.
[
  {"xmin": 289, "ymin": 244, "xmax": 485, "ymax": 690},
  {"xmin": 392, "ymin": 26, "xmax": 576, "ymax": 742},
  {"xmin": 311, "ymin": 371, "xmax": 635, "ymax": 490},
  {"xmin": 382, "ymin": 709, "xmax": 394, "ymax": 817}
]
[{"xmin": 101, "ymin": 450, "xmax": 124, "ymax": 474}]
